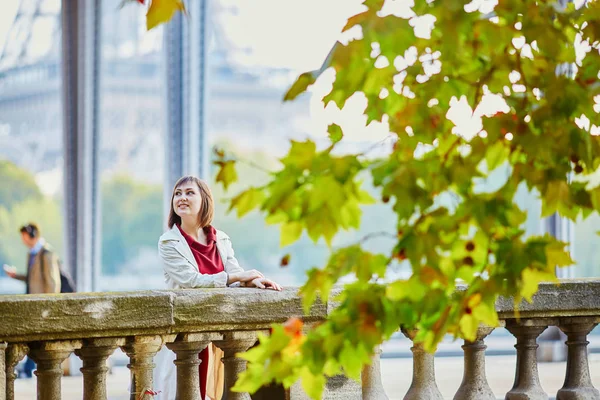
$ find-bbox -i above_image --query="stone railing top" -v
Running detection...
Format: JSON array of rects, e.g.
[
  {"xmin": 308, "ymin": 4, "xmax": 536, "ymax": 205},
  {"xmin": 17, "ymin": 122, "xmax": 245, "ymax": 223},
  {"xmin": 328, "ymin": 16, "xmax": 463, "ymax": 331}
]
[
  {"xmin": 0, "ymin": 279, "xmax": 599, "ymax": 342},
  {"xmin": 0, "ymin": 288, "xmax": 325, "ymax": 342}
]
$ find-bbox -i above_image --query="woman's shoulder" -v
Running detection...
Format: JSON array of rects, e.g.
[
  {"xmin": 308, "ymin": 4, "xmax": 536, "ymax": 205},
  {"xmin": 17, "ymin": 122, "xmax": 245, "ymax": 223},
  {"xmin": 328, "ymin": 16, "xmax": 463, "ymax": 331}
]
[
  {"xmin": 214, "ymin": 228, "xmax": 230, "ymax": 241},
  {"xmin": 159, "ymin": 225, "xmax": 181, "ymax": 243}
]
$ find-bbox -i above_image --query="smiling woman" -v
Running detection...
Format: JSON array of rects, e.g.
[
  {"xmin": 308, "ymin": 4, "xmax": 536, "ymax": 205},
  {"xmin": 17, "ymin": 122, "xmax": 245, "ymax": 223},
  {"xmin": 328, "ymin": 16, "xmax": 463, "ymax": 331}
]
[{"xmin": 154, "ymin": 175, "xmax": 281, "ymax": 400}]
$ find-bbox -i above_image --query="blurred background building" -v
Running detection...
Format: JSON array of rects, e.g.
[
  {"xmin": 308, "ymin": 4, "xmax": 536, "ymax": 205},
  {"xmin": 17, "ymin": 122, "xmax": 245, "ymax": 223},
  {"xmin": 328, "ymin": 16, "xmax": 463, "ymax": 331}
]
[{"xmin": 0, "ymin": 0, "xmax": 597, "ymax": 295}]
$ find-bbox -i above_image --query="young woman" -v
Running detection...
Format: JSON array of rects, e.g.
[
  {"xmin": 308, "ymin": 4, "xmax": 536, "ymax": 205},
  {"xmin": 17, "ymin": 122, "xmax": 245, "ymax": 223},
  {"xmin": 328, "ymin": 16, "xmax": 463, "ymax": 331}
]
[{"xmin": 154, "ymin": 175, "xmax": 281, "ymax": 400}]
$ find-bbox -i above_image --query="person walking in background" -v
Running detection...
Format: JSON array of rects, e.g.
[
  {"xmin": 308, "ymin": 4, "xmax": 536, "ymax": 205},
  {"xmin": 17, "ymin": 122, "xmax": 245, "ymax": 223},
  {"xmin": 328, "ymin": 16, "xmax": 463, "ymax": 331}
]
[
  {"xmin": 3, "ymin": 223, "xmax": 62, "ymax": 294},
  {"xmin": 3, "ymin": 223, "xmax": 62, "ymax": 378}
]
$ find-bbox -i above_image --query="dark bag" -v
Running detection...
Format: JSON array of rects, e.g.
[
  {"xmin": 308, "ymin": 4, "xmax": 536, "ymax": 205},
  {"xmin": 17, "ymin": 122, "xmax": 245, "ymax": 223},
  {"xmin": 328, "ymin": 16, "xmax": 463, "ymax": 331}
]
[{"xmin": 40, "ymin": 248, "xmax": 76, "ymax": 293}]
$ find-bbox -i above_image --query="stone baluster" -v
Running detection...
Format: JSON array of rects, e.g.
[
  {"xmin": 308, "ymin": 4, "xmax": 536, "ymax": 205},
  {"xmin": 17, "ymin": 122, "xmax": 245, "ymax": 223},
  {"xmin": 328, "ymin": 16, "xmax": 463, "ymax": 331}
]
[
  {"xmin": 557, "ymin": 317, "xmax": 600, "ymax": 399},
  {"xmin": 0, "ymin": 342, "xmax": 7, "ymax": 400},
  {"xmin": 5, "ymin": 343, "xmax": 28, "ymax": 400},
  {"xmin": 166, "ymin": 333, "xmax": 219, "ymax": 400},
  {"xmin": 75, "ymin": 338, "xmax": 124, "ymax": 400},
  {"xmin": 214, "ymin": 331, "xmax": 259, "ymax": 400},
  {"xmin": 401, "ymin": 329, "xmax": 443, "ymax": 400},
  {"xmin": 362, "ymin": 345, "xmax": 388, "ymax": 400},
  {"xmin": 505, "ymin": 319, "xmax": 549, "ymax": 400},
  {"xmin": 121, "ymin": 335, "xmax": 163, "ymax": 400},
  {"xmin": 454, "ymin": 326, "xmax": 496, "ymax": 400},
  {"xmin": 28, "ymin": 340, "xmax": 81, "ymax": 400}
]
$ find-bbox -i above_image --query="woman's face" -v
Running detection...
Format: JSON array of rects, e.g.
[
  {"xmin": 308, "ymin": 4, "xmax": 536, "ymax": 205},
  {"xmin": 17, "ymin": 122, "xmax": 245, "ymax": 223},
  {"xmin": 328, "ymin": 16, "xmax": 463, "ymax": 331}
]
[{"xmin": 173, "ymin": 182, "xmax": 202, "ymax": 220}]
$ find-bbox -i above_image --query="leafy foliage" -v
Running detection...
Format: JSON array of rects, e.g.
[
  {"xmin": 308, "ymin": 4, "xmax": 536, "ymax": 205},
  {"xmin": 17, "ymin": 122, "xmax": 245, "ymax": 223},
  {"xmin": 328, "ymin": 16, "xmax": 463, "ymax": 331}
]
[
  {"xmin": 154, "ymin": 0, "xmax": 600, "ymax": 397},
  {"xmin": 101, "ymin": 176, "xmax": 163, "ymax": 275},
  {"xmin": 0, "ymin": 160, "xmax": 42, "ymax": 210}
]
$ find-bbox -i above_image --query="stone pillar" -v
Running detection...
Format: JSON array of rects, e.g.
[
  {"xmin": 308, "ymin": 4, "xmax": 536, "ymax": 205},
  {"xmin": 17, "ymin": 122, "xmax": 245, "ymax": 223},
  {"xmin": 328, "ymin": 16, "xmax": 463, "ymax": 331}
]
[
  {"xmin": 60, "ymin": 0, "xmax": 102, "ymax": 291},
  {"xmin": 557, "ymin": 318, "xmax": 600, "ymax": 400},
  {"xmin": 5, "ymin": 344, "xmax": 28, "ymax": 400},
  {"xmin": 75, "ymin": 338, "xmax": 123, "ymax": 400},
  {"xmin": 401, "ymin": 329, "xmax": 443, "ymax": 400},
  {"xmin": 28, "ymin": 340, "xmax": 81, "ymax": 400},
  {"xmin": 454, "ymin": 326, "xmax": 496, "ymax": 400},
  {"xmin": 0, "ymin": 342, "xmax": 7, "ymax": 400},
  {"xmin": 362, "ymin": 345, "xmax": 388, "ymax": 400},
  {"xmin": 121, "ymin": 335, "xmax": 163, "ymax": 400},
  {"xmin": 505, "ymin": 320, "xmax": 548, "ymax": 400},
  {"xmin": 166, "ymin": 333, "xmax": 214, "ymax": 400},
  {"xmin": 214, "ymin": 331, "xmax": 258, "ymax": 400}
]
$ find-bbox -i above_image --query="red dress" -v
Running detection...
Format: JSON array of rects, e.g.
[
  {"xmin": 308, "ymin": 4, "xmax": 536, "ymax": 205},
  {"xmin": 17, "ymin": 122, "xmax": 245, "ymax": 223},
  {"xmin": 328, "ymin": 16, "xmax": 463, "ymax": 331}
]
[{"xmin": 177, "ymin": 224, "xmax": 225, "ymax": 399}]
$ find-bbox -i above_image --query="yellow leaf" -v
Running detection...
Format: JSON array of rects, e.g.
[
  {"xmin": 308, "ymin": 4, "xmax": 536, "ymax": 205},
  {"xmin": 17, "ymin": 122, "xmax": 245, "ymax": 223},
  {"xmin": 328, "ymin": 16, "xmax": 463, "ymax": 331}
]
[
  {"xmin": 281, "ymin": 221, "xmax": 303, "ymax": 247},
  {"xmin": 545, "ymin": 241, "xmax": 575, "ymax": 268},
  {"xmin": 300, "ymin": 367, "xmax": 325, "ymax": 400},
  {"xmin": 146, "ymin": 0, "xmax": 186, "ymax": 30},
  {"xmin": 521, "ymin": 268, "xmax": 557, "ymax": 302},
  {"xmin": 542, "ymin": 180, "xmax": 571, "ymax": 217},
  {"xmin": 471, "ymin": 300, "xmax": 499, "ymax": 328},
  {"xmin": 459, "ymin": 313, "xmax": 478, "ymax": 342},
  {"xmin": 215, "ymin": 160, "xmax": 238, "ymax": 190},
  {"xmin": 229, "ymin": 188, "xmax": 264, "ymax": 217}
]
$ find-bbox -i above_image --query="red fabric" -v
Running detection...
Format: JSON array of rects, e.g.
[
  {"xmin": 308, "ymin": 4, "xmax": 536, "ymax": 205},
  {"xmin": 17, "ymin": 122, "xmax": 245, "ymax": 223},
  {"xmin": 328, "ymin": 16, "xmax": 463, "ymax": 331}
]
[
  {"xmin": 177, "ymin": 224, "xmax": 225, "ymax": 399},
  {"xmin": 177, "ymin": 224, "xmax": 225, "ymax": 275}
]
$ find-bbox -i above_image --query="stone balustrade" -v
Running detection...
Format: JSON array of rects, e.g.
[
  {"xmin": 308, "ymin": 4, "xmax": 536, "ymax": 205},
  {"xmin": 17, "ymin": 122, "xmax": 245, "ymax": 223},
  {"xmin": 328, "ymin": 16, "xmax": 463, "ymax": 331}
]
[{"xmin": 1, "ymin": 280, "xmax": 599, "ymax": 399}]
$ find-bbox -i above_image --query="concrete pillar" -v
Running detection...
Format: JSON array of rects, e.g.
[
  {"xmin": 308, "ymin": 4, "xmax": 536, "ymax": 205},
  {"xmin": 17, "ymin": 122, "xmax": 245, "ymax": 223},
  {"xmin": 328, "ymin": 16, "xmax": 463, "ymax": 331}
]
[
  {"xmin": 75, "ymin": 338, "xmax": 123, "ymax": 400},
  {"xmin": 362, "ymin": 345, "xmax": 388, "ymax": 400},
  {"xmin": 505, "ymin": 320, "xmax": 548, "ymax": 400},
  {"xmin": 28, "ymin": 340, "xmax": 80, "ymax": 400},
  {"xmin": 121, "ymin": 335, "xmax": 163, "ymax": 400},
  {"xmin": 163, "ymin": 0, "xmax": 210, "ymax": 220},
  {"xmin": 0, "ymin": 342, "xmax": 7, "ymax": 400},
  {"xmin": 166, "ymin": 333, "xmax": 214, "ymax": 400},
  {"xmin": 557, "ymin": 318, "xmax": 600, "ymax": 400},
  {"xmin": 214, "ymin": 331, "xmax": 258, "ymax": 400},
  {"xmin": 5, "ymin": 344, "xmax": 28, "ymax": 400},
  {"xmin": 60, "ymin": 0, "xmax": 102, "ymax": 292},
  {"xmin": 454, "ymin": 326, "xmax": 496, "ymax": 400},
  {"xmin": 401, "ymin": 329, "xmax": 443, "ymax": 400}
]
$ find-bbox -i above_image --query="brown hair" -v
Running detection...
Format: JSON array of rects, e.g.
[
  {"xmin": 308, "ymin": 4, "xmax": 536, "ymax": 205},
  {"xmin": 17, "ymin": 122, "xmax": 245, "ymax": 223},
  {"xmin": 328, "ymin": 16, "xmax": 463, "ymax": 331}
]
[{"xmin": 168, "ymin": 176, "xmax": 214, "ymax": 229}]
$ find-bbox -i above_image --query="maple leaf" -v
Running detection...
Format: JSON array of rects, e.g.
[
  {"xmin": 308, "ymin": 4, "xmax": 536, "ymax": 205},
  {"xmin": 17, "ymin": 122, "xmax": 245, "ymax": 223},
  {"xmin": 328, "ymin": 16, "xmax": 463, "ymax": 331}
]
[{"xmin": 146, "ymin": 0, "xmax": 186, "ymax": 30}]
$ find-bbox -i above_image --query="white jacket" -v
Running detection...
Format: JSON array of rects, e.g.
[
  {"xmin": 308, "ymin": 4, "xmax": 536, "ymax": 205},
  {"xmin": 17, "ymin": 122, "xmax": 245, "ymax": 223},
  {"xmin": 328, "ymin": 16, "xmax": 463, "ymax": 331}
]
[{"xmin": 158, "ymin": 225, "xmax": 245, "ymax": 288}]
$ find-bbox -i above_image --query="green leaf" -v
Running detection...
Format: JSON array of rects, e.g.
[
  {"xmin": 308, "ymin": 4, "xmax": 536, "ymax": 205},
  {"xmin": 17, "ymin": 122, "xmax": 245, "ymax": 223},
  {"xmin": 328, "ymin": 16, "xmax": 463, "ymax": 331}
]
[
  {"xmin": 542, "ymin": 181, "xmax": 571, "ymax": 217},
  {"xmin": 215, "ymin": 160, "xmax": 238, "ymax": 190},
  {"xmin": 229, "ymin": 188, "xmax": 265, "ymax": 217},
  {"xmin": 281, "ymin": 221, "xmax": 303, "ymax": 247},
  {"xmin": 545, "ymin": 241, "xmax": 575, "ymax": 268},
  {"xmin": 357, "ymin": 189, "xmax": 376, "ymax": 204},
  {"xmin": 485, "ymin": 141, "xmax": 509, "ymax": 172},
  {"xmin": 300, "ymin": 367, "xmax": 326, "ymax": 400},
  {"xmin": 284, "ymin": 72, "xmax": 316, "ymax": 101},
  {"xmin": 282, "ymin": 141, "xmax": 317, "ymax": 170},
  {"xmin": 328, "ymin": 123, "xmax": 343, "ymax": 144},
  {"xmin": 521, "ymin": 268, "xmax": 557, "ymax": 302}
]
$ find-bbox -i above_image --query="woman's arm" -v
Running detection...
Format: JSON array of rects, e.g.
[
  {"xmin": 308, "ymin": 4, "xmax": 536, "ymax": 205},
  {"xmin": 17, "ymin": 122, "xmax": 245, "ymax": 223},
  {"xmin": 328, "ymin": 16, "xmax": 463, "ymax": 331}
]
[
  {"xmin": 159, "ymin": 241, "xmax": 229, "ymax": 288},
  {"xmin": 221, "ymin": 237, "xmax": 281, "ymax": 290}
]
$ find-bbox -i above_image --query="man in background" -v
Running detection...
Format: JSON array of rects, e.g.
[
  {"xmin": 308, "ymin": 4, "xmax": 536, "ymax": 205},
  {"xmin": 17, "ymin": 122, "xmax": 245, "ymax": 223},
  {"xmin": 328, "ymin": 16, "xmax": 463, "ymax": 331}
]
[
  {"xmin": 3, "ymin": 223, "xmax": 61, "ymax": 378},
  {"xmin": 3, "ymin": 223, "xmax": 61, "ymax": 294}
]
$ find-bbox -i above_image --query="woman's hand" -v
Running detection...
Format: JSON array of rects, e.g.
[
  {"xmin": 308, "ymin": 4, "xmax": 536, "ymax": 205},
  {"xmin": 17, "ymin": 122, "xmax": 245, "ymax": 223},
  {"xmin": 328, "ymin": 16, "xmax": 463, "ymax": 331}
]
[
  {"xmin": 246, "ymin": 277, "xmax": 282, "ymax": 291},
  {"xmin": 228, "ymin": 269, "xmax": 264, "ymax": 285}
]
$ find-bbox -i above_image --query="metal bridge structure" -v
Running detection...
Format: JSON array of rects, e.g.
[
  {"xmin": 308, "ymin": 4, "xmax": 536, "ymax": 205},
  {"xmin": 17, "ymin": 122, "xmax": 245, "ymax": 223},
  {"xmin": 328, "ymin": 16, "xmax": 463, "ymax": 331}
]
[{"xmin": 0, "ymin": 0, "xmax": 309, "ymax": 291}]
